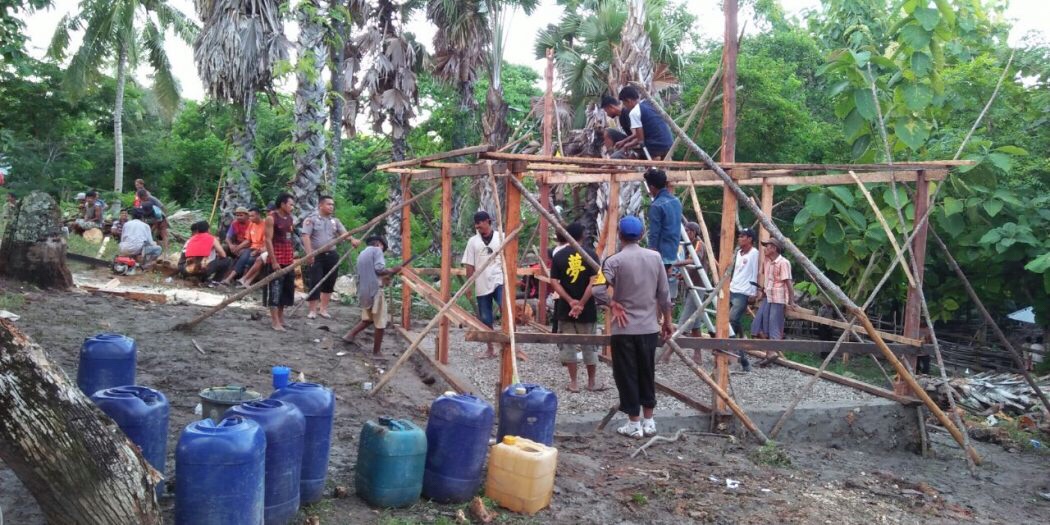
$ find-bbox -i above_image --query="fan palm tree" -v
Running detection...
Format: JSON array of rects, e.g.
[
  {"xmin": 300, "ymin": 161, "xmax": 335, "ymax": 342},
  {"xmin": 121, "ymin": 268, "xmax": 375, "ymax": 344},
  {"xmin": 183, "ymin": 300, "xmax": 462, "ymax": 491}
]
[
  {"xmin": 192, "ymin": 0, "xmax": 289, "ymax": 221},
  {"xmin": 48, "ymin": 0, "xmax": 197, "ymax": 193},
  {"xmin": 426, "ymin": 0, "xmax": 489, "ymax": 149},
  {"xmin": 289, "ymin": 0, "xmax": 329, "ymax": 217}
]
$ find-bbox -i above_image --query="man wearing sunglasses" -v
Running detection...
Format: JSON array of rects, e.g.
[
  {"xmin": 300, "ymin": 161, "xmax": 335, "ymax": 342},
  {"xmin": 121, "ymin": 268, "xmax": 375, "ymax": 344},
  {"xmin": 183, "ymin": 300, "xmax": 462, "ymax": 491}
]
[{"xmin": 463, "ymin": 210, "xmax": 505, "ymax": 358}]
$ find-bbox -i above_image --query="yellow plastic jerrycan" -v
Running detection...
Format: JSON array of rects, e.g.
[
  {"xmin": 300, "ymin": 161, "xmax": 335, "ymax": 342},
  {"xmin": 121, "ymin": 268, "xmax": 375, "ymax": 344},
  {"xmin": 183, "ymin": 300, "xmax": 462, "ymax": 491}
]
[{"xmin": 484, "ymin": 435, "xmax": 558, "ymax": 514}]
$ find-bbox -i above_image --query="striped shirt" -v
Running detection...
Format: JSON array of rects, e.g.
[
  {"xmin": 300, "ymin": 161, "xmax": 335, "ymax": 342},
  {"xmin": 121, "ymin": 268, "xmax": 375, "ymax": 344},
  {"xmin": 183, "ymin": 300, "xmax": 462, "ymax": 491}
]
[{"xmin": 762, "ymin": 255, "xmax": 793, "ymax": 305}]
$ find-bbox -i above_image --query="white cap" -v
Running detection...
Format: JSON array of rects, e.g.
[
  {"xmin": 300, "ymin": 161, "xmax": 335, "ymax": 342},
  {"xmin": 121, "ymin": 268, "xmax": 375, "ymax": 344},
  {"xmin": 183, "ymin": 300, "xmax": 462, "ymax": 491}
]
[{"xmin": 75, "ymin": 192, "xmax": 86, "ymax": 200}]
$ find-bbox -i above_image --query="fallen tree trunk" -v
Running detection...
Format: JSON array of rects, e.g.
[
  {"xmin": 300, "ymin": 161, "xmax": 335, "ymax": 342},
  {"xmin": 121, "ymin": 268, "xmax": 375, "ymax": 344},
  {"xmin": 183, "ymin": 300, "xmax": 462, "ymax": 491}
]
[
  {"xmin": 0, "ymin": 318, "xmax": 162, "ymax": 524},
  {"xmin": 0, "ymin": 191, "xmax": 73, "ymax": 289}
]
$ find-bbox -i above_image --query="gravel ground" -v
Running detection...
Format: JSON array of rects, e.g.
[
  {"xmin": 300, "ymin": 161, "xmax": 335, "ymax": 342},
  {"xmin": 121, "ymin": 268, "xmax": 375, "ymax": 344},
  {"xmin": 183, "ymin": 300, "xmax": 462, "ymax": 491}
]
[{"xmin": 437, "ymin": 327, "xmax": 880, "ymax": 416}]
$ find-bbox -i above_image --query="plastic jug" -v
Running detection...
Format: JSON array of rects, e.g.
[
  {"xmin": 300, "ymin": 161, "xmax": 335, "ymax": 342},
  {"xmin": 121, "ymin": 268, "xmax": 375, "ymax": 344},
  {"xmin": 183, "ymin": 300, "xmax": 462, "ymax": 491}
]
[
  {"xmin": 77, "ymin": 333, "xmax": 136, "ymax": 396},
  {"xmin": 423, "ymin": 392, "xmax": 494, "ymax": 503},
  {"xmin": 225, "ymin": 399, "xmax": 305, "ymax": 525},
  {"xmin": 355, "ymin": 417, "xmax": 427, "ymax": 508},
  {"xmin": 270, "ymin": 382, "xmax": 335, "ymax": 504},
  {"xmin": 90, "ymin": 386, "xmax": 169, "ymax": 494},
  {"xmin": 498, "ymin": 383, "xmax": 558, "ymax": 446},
  {"xmin": 484, "ymin": 435, "xmax": 558, "ymax": 515},
  {"xmin": 175, "ymin": 416, "xmax": 265, "ymax": 525}
]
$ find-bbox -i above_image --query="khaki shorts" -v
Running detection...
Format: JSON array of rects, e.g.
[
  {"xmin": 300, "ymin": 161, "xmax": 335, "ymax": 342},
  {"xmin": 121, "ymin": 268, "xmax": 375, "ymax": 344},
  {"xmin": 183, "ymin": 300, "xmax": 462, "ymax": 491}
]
[
  {"xmin": 362, "ymin": 293, "xmax": 388, "ymax": 329},
  {"xmin": 558, "ymin": 320, "xmax": 598, "ymax": 365}
]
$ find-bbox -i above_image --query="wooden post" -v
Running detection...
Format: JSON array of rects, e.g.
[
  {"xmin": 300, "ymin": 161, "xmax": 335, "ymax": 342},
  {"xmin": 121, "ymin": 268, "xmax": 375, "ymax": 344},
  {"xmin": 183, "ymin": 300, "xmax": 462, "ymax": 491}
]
[
  {"xmin": 538, "ymin": 48, "xmax": 556, "ymax": 326},
  {"xmin": 758, "ymin": 183, "xmax": 773, "ymax": 287},
  {"xmin": 900, "ymin": 171, "xmax": 929, "ymax": 385},
  {"xmin": 502, "ymin": 165, "xmax": 524, "ymax": 390},
  {"xmin": 401, "ymin": 174, "xmax": 413, "ymax": 328},
  {"xmin": 602, "ymin": 175, "xmax": 620, "ymax": 358},
  {"xmin": 712, "ymin": 0, "xmax": 739, "ymax": 414},
  {"xmin": 438, "ymin": 169, "xmax": 452, "ymax": 364}
]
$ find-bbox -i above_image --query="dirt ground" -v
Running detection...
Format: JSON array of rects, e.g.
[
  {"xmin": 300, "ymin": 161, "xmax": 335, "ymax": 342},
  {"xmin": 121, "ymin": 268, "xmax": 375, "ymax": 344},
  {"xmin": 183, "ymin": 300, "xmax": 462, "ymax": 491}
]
[{"xmin": 2, "ymin": 269, "xmax": 1050, "ymax": 525}]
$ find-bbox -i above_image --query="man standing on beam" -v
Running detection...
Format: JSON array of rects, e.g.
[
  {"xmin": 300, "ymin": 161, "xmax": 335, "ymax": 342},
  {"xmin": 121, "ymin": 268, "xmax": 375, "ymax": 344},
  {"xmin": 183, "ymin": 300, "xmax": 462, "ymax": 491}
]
[{"xmin": 593, "ymin": 216, "xmax": 674, "ymax": 439}]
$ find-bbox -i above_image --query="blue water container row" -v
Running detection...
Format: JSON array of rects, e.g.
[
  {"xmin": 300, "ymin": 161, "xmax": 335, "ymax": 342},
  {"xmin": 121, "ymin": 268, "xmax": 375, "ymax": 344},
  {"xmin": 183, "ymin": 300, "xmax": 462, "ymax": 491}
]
[
  {"xmin": 225, "ymin": 400, "xmax": 305, "ymax": 525},
  {"xmin": 77, "ymin": 333, "xmax": 137, "ymax": 397},
  {"xmin": 176, "ymin": 416, "xmax": 266, "ymax": 525},
  {"xmin": 423, "ymin": 393, "xmax": 494, "ymax": 503},
  {"xmin": 271, "ymin": 383, "xmax": 335, "ymax": 504},
  {"xmin": 498, "ymin": 384, "xmax": 558, "ymax": 446}
]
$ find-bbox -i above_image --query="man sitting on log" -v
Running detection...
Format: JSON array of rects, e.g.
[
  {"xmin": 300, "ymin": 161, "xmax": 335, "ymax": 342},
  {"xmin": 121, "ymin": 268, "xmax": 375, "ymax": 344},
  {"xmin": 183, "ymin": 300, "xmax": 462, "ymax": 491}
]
[
  {"xmin": 593, "ymin": 216, "xmax": 674, "ymax": 439},
  {"xmin": 72, "ymin": 190, "xmax": 105, "ymax": 234},
  {"xmin": 117, "ymin": 208, "xmax": 161, "ymax": 270},
  {"xmin": 178, "ymin": 220, "xmax": 231, "ymax": 286},
  {"xmin": 549, "ymin": 222, "xmax": 605, "ymax": 393},
  {"xmin": 342, "ymin": 236, "xmax": 401, "ymax": 357},
  {"xmin": 752, "ymin": 238, "xmax": 794, "ymax": 365}
]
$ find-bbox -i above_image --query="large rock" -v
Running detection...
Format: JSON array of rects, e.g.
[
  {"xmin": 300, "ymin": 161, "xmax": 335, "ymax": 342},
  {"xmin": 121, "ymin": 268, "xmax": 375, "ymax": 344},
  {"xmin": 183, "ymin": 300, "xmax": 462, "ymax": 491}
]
[{"xmin": 0, "ymin": 191, "xmax": 73, "ymax": 289}]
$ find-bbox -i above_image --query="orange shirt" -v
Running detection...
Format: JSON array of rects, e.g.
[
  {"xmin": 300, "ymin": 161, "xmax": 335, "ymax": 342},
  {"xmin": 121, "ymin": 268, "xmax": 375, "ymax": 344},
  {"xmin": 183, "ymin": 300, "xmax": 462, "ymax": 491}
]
[{"xmin": 247, "ymin": 221, "xmax": 266, "ymax": 251}]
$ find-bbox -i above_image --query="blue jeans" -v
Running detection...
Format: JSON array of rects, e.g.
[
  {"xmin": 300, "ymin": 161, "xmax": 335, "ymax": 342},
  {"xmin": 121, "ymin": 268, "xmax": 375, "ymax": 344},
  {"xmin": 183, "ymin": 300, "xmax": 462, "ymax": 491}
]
[
  {"xmin": 477, "ymin": 285, "xmax": 504, "ymax": 328},
  {"xmin": 729, "ymin": 293, "xmax": 750, "ymax": 336}
]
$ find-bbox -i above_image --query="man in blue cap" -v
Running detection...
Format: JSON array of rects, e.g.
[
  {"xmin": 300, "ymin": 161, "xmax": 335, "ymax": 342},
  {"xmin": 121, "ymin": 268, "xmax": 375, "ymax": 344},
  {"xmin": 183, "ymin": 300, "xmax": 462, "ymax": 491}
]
[{"xmin": 593, "ymin": 215, "xmax": 674, "ymax": 439}]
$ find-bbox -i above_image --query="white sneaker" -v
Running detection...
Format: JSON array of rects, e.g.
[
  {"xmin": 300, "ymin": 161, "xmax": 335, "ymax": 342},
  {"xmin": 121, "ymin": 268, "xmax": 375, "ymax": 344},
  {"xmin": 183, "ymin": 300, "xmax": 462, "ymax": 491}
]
[
  {"xmin": 616, "ymin": 421, "xmax": 643, "ymax": 439},
  {"xmin": 642, "ymin": 418, "xmax": 657, "ymax": 437}
]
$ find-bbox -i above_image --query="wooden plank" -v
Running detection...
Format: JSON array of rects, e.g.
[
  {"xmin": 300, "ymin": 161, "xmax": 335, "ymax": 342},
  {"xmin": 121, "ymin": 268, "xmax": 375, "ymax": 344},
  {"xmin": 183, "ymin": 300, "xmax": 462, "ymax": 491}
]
[
  {"xmin": 712, "ymin": 169, "xmax": 742, "ymax": 412},
  {"xmin": 481, "ymin": 151, "xmax": 973, "ymax": 172},
  {"xmin": 786, "ymin": 308, "xmax": 923, "ymax": 346},
  {"xmin": 394, "ymin": 326, "xmax": 478, "ymax": 394},
  {"xmin": 438, "ymin": 169, "xmax": 452, "ymax": 364},
  {"xmin": 400, "ymin": 175, "xmax": 412, "ymax": 328},
  {"xmin": 463, "ymin": 331, "xmax": 924, "ymax": 355},
  {"xmin": 67, "ymin": 252, "xmax": 112, "ymax": 268},
  {"xmin": 409, "ymin": 267, "xmax": 542, "ymax": 277},
  {"xmin": 743, "ymin": 350, "xmax": 919, "ymax": 405},
  {"xmin": 545, "ymin": 169, "xmax": 948, "ymax": 186},
  {"xmin": 80, "ymin": 285, "xmax": 167, "ymax": 304},
  {"xmin": 377, "ymin": 145, "xmax": 493, "ymax": 170},
  {"xmin": 400, "ymin": 268, "xmax": 491, "ymax": 332},
  {"xmin": 502, "ymin": 169, "xmax": 523, "ymax": 390}
]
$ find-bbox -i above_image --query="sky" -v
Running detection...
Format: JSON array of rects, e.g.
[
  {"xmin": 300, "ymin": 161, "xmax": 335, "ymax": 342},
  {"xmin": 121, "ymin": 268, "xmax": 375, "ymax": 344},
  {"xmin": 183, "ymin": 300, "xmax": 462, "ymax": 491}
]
[{"xmin": 21, "ymin": 0, "xmax": 1050, "ymax": 102}]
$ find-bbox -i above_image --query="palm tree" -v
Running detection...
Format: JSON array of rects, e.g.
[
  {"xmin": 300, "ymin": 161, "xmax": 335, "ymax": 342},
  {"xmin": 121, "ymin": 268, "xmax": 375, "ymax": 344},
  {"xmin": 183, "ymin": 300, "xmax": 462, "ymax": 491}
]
[
  {"xmin": 48, "ymin": 0, "xmax": 197, "ymax": 193},
  {"xmin": 289, "ymin": 0, "xmax": 329, "ymax": 217},
  {"xmin": 426, "ymin": 0, "xmax": 489, "ymax": 149},
  {"xmin": 192, "ymin": 0, "xmax": 289, "ymax": 221}
]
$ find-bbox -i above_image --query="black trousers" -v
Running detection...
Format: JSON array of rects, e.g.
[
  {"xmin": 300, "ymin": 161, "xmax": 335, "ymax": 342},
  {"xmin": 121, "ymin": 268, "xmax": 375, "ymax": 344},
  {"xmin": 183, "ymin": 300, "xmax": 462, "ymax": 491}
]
[
  {"xmin": 611, "ymin": 333, "xmax": 659, "ymax": 417},
  {"xmin": 307, "ymin": 250, "xmax": 339, "ymax": 300},
  {"xmin": 262, "ymin": 265, "xmax": 295, "ymax": 308}
]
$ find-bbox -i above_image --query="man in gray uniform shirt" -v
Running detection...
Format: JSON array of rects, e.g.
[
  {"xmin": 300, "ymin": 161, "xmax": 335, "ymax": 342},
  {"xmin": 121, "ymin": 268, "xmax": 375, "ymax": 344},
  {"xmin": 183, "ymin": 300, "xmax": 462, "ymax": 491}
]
[
  {"xmin": 593, "ymin": 216, "xmax": 674, "ymax": 439},
  {"xmin": 302, "ymin": 195, "xmax": 360, "ymax": 319}
]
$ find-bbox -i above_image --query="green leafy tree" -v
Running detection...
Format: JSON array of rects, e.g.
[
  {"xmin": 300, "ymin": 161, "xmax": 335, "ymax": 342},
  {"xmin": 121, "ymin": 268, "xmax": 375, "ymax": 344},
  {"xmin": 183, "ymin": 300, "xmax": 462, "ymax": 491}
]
[{"xmin": 48, "ymin": 0, "xmax": 196, "ymax": 193}]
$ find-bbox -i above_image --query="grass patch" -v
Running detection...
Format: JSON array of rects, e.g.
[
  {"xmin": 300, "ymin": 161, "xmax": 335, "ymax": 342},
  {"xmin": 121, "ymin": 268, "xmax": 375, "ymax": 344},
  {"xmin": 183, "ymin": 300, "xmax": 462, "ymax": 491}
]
[
  {"xmin": 749, "ymin": 440, "xmax": 792, "ymax": 467},
  {"xmin": 0, "ymin": 290, "xmax": 25, "ymax": 310},
  {"xmin": 66, "ymin": 233, "xmax": 119, "ymax": 260},
  {"xmin": 631, "ymin": 492, "xmax": 649, "ymax": 505},
  {"xmin": 783, "ymin": 351, "xmax": 889, "ymax": 387}
]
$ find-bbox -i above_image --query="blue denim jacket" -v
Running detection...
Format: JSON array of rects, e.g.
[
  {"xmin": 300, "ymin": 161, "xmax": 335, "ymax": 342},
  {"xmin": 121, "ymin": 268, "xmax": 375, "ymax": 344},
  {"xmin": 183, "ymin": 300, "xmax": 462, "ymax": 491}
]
[{"xmin": 647, "ymin": 188, "xmax": 682, "ymax": 263}]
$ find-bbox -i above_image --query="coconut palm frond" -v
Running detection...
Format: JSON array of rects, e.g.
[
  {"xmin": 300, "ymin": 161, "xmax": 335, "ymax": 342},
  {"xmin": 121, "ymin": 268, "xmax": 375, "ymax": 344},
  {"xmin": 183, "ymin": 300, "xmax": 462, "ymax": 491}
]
[
  {"xmin": 148, "ymin": 0, "xmax": 199, "ymax": 44},
  {"xmin": 141, "ymin": 19, "xmax": 180, "ymax": 113}
]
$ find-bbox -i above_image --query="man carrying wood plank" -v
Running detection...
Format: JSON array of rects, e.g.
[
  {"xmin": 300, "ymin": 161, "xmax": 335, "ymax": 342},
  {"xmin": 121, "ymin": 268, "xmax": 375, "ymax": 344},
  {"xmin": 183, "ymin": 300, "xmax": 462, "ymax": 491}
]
[{"xmin": 593, "ymin": 216, "xmax": 674, "ymax": 439}]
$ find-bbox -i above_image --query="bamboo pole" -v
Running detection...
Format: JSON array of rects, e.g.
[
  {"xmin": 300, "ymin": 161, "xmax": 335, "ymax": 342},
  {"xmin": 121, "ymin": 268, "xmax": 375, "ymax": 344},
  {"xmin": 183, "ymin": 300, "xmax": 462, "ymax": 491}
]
[
  {"xmin": 208, "ymin": 171, "xmax": 225, "ymax": 227},
  {"xmin": 683, "ymin": 172, "xmax": 719, "ymax": 278},
  {"xmin": 634, "ymin": 83, "xmax": 982, "ymax": 465},
  {"xmin": 508, "ymin": 176, "xmax": 600, "ymax": 271},
  {"xmin": 848, "ymin": 171, "xmax": 916, "ymax": 287},
  {"xmin": 666, "ymin": 59, "xmax": 724, "ymax": 160},
  {"xmin": 370, "ymin": 224, "xmax": 524, "ymax": 396},
  {"xmin": 172, "ymin": 184, "xmax": 439, "ymax": 331}
]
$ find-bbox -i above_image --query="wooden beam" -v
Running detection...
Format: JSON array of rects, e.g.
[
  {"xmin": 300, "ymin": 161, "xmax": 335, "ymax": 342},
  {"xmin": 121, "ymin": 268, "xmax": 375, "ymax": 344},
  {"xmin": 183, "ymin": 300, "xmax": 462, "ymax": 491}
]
[
  {"xmin": 411, "ymin": 267, "xmax": 543, "ymax": 277},
  {"xmin": 81, "ymin": 285, "xmax": 167, "ymax": 304},
  {"xmin": 902, "ymin": 170, "xmax": 931, "ymax": 385},
  {"xmin": 400, "ymin": 174, "xmax": 412, "ymax": 329},
  {"xmin": 481, "ymin": 151, "xmax": 972, "ymax": 173},
  {"xmin": 501, "ymin": 167, "xmax": 523, "ymax": 391},
  {"xmin": 400, "ymin": 268, "xmax": 491, "ymax": 332},
  {"xmin": 394, "ymin": 326, "xmax": 479, "ymax": 394},
  {"xmin": 377, "ymin": 145, "xmax": 493, "ymax": 170},
  {"xmin": 538, "ymin": 51, "xmax": 554, "ymax": 327},
  {"xmin": 713, "ymin": 170, "xmax": 741, "ymax": 412},
  {"xmin": 438, "ymin": 170, "xmax": 452, "ymax": 364},
  {"xmin": 785, "ymin": 307, "xmax": 922, "ymax": 346},
  {"xmin": 463, "ymin": 331, "xmax": 923, "ymax": 355},
  {"xmin": 743, "ymin": 350, "xmax": 918, "ymax": 405},
  {"xmin": 597, "ymin": 355, "xmax": 712, "ymax": 413},
  {"xmin": 544, "ymin": 169, "xmax": 948, "ymax": 186}
]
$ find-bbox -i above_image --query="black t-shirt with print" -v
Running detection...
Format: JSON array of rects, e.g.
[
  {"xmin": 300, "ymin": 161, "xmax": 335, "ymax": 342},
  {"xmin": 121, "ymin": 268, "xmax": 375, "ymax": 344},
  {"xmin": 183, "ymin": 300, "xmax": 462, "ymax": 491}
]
[{"xmin": 550, "ymin": 247, "xmax": 599, "ymax": 323}]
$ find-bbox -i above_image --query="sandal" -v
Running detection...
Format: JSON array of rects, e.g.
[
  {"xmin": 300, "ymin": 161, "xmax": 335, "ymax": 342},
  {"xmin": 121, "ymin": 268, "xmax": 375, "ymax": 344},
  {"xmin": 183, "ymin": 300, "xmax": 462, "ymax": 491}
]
[{"xmin": 587, "ymin": 383, "xmax": 610, "ymax": 392}]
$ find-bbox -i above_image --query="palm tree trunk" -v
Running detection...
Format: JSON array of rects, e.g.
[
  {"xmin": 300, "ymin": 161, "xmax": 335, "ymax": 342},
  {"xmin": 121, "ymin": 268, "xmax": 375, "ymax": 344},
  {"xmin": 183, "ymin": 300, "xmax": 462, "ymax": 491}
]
[
  {"xmin": 452, "ymin": 80, "xmax": 477, "ymax": 150},
  {"xmin": 291, "ymin": 0, "xmax": 328, "ymax": 219},
  {"xmin": 327, "ymin": 15, "xmax": 346, "ymax": 188},
  {"xmin": 223, "ymin": 109, "xmax": 256, "ymax": 222},
  {"xmin": 386, "ymin": 131, "xmax": 407, "ymax": 254},
  {"xmin": 113, "ymin": 43, "xmax": 127, "ymax": 193}
]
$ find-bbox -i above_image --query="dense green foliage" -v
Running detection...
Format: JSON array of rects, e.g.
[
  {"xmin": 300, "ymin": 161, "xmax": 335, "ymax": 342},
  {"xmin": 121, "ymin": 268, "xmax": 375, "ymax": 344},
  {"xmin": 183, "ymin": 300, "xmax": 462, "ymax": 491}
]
[{"xmin": 1, "ymin": 0, "xmax": 1048, "ymax": 327}]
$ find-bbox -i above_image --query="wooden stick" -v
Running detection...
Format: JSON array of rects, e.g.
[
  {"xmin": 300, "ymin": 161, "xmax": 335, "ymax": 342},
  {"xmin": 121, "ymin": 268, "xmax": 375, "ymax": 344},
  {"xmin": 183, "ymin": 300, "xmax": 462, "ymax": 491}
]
[
  {"xmin": 849, "ymin": 171, "xmax": 916, "ymax": 287},
  {"xmin": 631, "ymin": 429, "xmax": 685, "ymax": 458},
  {"xmin": 596, "ymin": 404, "xmax": 620, "ymax": 432},
  {"xmin": 507, "ymin": 175, "xmax": 600, "ymax": 271},
  {"xmin": 666, "ymin": 339, "xmax": 770, "ymax": 444},
  {"xmin": 369, "ymin": 224, "xmax": 524, "ymax": 396},
  {"xmin": 666, "ymin": 57, "xmax": 724, "ymax": 159},
  {"xmin": 485, "ymin": 161, "xmax": 520, "ymax": 383},
  {"xmin": 636, "ymin": 83, "xmax": 980, "ymax": 465},
  {"xmin": 683, "ymin": 171, "xmax": 719, "ymax": 278},
  {"xmin": 931, "ymin": 230, "xmax": 1050, "ymax": 415},
  {"xmin": 191, "ymin": 338, "xmax": 206, "ymax": 355},
  {"xmin": 208, "ymin": 171, "xmax": 225, "ymax": 227},
  {"xmin": 377, "ymin": 145, "xmax": 493, "ymax": 170},
  {"xmin": 172, "ymin": 184, "xmax": 439, "ymax": 331}
]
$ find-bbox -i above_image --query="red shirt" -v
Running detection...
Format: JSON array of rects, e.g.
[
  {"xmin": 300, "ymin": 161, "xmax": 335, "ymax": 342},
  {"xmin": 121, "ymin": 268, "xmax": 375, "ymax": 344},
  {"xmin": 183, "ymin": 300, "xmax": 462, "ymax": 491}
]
[{"xmin": 184, "ymin": 233, "xmax": 217, "ymax": 258}]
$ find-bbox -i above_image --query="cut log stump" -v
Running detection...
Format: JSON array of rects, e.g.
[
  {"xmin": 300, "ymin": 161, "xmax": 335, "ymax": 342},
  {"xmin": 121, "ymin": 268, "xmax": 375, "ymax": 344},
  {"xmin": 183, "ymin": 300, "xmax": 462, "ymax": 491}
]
[
  {"xmin": 0, "ymin": 318, "xmax": 162, "ymax": 524},
  {"xmin": 0, "ymin": 191, "xmax": 73, "ymax": 290}
]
